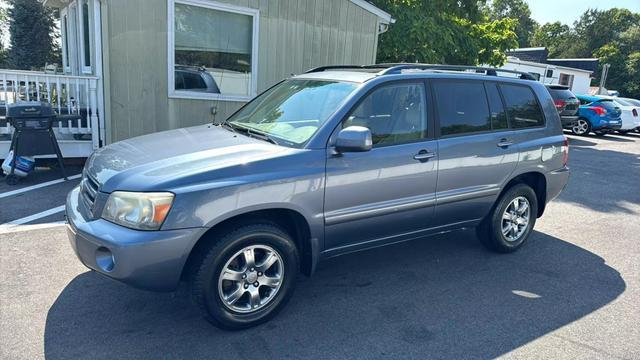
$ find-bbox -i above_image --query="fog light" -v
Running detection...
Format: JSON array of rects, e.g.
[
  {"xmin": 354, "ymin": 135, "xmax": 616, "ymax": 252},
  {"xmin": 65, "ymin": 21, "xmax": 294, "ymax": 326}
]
[{"xmin": 96, "ymin": 247, "xmax": 115, "ymax": 272}]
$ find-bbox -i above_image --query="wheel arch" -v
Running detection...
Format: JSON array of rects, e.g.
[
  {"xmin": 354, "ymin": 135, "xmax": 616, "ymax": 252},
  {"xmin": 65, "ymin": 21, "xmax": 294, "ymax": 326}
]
[
  {"xmin": 500, "ymin": 172, "xmax": 547, "ymax": 218},
  {"xmin": 181, "ymin": 208, "xmax": 317, "ymax": 282}
]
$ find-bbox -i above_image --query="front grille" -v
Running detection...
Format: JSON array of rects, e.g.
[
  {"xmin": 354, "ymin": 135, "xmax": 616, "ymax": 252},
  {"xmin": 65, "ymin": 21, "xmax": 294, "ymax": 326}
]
[{"xmin": 81, "ymin": 173, "xmax": 99, "ymax": 212}]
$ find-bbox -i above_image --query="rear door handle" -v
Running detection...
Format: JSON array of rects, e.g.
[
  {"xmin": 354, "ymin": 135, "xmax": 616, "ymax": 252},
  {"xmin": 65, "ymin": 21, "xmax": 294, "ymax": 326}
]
[
  {"xmin": 413, "ymin": 149, "xmax": 436, "ymax": 162},
  {"xmin": 497, "ymin": 139, "xmax": 514, "ymax": 148}
]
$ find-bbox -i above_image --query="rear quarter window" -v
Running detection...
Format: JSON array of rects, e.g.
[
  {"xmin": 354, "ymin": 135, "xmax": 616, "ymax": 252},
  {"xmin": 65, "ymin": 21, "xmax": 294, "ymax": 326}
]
[
  {"xmin": 547, "ymin": 88, "xmax": 576, "ymax": 100},
  {"xmin": 500, "ymin": 84, "xmax": 545, "ymax": 128}
]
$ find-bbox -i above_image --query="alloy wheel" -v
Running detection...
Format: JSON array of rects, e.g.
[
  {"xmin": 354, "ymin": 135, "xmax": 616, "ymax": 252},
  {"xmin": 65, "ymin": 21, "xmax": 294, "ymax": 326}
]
[
  {"xmin": 501, "ymin": 196, "xmax": 531, "ymax": 242},
  {"xmin": 572, "ymin": 119, "xmax": 589, "ymax": 135},
  {"xmin": 218, "ymin": 245, "xmax": 284, "ymax": 313}
]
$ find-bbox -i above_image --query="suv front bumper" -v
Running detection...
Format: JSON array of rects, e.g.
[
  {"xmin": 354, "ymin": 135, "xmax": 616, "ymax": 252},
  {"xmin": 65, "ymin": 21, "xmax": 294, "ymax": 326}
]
[{"xmin": 65, "ymin": 186, "xmax": 203, "ymax": 291}]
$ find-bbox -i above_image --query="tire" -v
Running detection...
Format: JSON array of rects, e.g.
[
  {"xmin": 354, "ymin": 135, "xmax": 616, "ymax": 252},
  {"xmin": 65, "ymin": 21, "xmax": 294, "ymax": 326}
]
[
  {"xmin": 571, "ymin": 118, "xmax": 591, "ymax": 136},
  {"xmin": 476, "ymin": 183, "xmax": 538, "ymax": 253},
  {"xmin": 5, "ymin": 174, "xmax": 19, "ymax": 185},
  {"xmin": 189, "ymin": 222, "xmax": 299, "ymax": 330}
]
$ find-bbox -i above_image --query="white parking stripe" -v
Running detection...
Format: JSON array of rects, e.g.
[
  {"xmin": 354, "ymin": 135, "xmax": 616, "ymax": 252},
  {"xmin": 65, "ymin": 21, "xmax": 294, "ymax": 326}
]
[
  {"xmin": 0, "ymin": 205, "xmax": 66, "ymax": 231},
  {"xmin": 0, "ymin": 221, "xmax": 66, "ymax": 235},
  {"xmin": 0, "ymin": 174, "xmax": 82, "ymax": 199}
]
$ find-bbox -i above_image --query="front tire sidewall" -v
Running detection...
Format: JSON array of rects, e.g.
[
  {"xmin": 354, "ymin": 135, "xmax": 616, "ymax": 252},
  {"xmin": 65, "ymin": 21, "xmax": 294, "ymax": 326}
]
[
  {"xmin": 488, "ymin": 184, "xmax": 538, "ymax": 252},
  {"xmin": 195, "ymin": 225, "xmax": 299, "ymax": 330}
]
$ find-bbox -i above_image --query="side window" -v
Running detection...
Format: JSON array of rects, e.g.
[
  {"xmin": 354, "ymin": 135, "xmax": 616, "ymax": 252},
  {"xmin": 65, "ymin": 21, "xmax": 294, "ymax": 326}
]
[
  {"xmin": 485, "ymin": 83, "xmax": 508, "ymax": 130},
  {"xmin": 501, "ymin": 84, "xmax": 545, "ymax": 128},
  {"xmin": 433, "ymin": 81, "xmax": 491, "ymax": 136},
  {"xmin": 182, "ymin": 72, "xmax": 207, "ymax": 90},
  {"xmin": 175, "ymin": 71, "xmax": 185, "ymax": 90},
  {"xmin": 343, "ymin": 83, "xmax": 427, "ymax": 147}
]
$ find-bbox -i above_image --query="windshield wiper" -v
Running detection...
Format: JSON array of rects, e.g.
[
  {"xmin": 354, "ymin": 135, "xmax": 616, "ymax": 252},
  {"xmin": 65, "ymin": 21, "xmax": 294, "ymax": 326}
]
[
  {"xmin": 246, "ymin": 128, "xmax": 280, "ymax": 145},
  {"xmin": 222, "ymin": 122, "xmax": 280, "ymax": 145}
]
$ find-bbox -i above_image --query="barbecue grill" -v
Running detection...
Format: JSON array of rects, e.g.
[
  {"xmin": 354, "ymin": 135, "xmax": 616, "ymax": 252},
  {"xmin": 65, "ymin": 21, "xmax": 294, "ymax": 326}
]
[{"xmin": 4, "ymin": 101, "xmax": 73, "ymax": 185}]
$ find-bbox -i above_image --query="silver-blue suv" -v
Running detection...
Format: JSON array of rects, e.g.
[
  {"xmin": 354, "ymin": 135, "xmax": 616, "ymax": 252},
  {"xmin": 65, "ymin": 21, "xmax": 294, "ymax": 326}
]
[{"xmin": 66, "ymin": 64, "xmax": 570, "ymax": 329}]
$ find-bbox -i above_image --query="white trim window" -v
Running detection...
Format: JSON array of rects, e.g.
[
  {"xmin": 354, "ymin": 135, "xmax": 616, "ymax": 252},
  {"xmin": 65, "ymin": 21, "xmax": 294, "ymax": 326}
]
[
  {"xmin": 168, "ymin": 0, "xmax": 259, "ymax": 101},
  {"xmin": 60, "ymin": 8, "xmax": 71, "ymax": 73},
  {"xmin": 79, "ymin": 0, "xmax": 93, "ymax": 74}
]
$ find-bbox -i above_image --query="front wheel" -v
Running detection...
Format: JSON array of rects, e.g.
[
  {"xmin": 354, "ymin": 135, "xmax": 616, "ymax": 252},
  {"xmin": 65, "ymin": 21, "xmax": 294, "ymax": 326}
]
[
  {"xmin": 189, "ymin": 223, "xmax": 299, "ymax": 330},
  {"xmin": 571, "ymin": 118, "xmax": 591, "ymax": 136},
  {"xmin": 477, "ymin": 183, "xmax": 538, "ymax": 253}
]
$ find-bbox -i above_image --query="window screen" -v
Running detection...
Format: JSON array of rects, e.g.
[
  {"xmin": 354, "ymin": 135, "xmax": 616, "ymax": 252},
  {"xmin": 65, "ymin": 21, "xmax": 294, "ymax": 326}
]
[
  {"xmin": 344, "ymin": 83, "xmax": 427, "ymax": 146},
  {"xmin": 433, "ymin": 81, "xmax": 491, "ymax": 136},
  {"xmin": 501, "ymin": 84, "xmax": 545, "ymax": 128}
]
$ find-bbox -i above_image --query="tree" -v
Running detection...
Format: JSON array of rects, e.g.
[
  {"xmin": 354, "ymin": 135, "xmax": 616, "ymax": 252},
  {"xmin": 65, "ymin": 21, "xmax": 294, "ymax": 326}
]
[
  {"xmin": 374, "ymin": 0, "xmax": 518, "ymax": 67},
  {"xmin": 487, "ymin": 0, "xmax": 538, "ymax": 48},
  {"xmin": 7, "ymin": 0, "xmax": 58, "ymax": 70},
  {"xmin": 0, "ymin": 4, "xmax": 8, "ymax": 67},
  {"xmin": 570, "ymin": 8, "xmax": 640, "ymax": 58},
  {"xmin": 531, "ymin": 22, "xmax": 572, "ymax": 57}
]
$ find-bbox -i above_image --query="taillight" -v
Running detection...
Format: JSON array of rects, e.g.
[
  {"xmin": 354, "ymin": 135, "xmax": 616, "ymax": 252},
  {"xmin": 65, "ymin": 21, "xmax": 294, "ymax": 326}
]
[
  {"xmin": 587, "ymin": 106, "xmax": 607, "ymax": 116},
  {"xmin": 633, "ymin": 108, "xmax": 638, "ymax": 117},
  {"xmin": 554, "ymin": 99, "xmax": 565, "ymax": 111},
  {"xmin": 562, "ymin": 136, "xmax": 569, "ymax": 167}
]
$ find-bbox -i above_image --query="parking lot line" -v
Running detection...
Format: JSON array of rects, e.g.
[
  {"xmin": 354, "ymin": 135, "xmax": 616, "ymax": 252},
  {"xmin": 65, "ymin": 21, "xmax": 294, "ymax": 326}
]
[
  {"xmin": 0, "ymin": 205, "xmax": 66, "ymax": 230},
  {"xmin": 0, "ymin": 174, "xmax": 82, "ymax": 199},
  {"xmin": 0, "ymin": 221, "xmax": 66, "ymax": 235}
]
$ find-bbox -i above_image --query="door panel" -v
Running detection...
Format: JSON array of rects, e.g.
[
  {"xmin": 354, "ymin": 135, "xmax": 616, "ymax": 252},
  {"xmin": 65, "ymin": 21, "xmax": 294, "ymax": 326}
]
[
  {"xmin": 323, "ymin": 81, "xmax": 438, "ymax": 252},
  {"xmin": 432, "ymin": 80, "xmax": 519, "ymax": 227}
]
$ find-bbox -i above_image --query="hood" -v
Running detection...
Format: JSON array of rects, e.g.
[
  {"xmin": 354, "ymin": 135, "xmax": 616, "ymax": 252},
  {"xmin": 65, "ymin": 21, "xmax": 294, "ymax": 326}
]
[{"xmin": 86, "ymin": 125, "xmax": 297, "ymax": 192}]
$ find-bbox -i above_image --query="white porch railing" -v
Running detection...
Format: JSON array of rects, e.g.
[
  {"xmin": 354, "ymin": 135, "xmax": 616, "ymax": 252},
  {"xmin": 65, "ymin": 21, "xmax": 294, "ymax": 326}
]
[{"xmin": 0, "ymin": 69, "xmax": 102, "ymax": 153}]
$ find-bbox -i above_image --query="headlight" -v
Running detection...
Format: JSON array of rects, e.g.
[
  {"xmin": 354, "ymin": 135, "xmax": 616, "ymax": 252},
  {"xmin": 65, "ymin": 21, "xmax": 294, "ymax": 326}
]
[{"xmin": 102, "ymin": 191, "xmax": 174, "ymax": 230}]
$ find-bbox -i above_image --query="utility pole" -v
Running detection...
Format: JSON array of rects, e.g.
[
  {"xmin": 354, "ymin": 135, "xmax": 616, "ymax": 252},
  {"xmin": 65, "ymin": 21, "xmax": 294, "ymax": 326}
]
[{"xmin": 598, "ymin": 63, "xmax": 610, "ymax": 95}]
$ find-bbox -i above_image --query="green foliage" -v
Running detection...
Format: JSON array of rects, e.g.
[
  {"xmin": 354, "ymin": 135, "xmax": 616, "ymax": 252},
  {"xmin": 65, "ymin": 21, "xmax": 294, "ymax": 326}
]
[
  {"xmin": 486, "ymin": 0, "xmax": 538, "ymax": 48},
  {"xmin": 531, "ymin": 22, "xmax": 572, "ymax": 57},
  {"xmin": 7, "ymin": 0, "xmax": 58, "ymax": 70},
  {"xmin": 375, "ymin": 0, "xmax": 518, "ymax": 67}
]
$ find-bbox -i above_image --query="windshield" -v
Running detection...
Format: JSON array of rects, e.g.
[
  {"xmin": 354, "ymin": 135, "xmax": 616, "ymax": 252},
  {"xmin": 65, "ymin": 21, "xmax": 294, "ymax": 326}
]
[{"xmin": 227, "ymin": 79, "xmax": 358, "ymax": 146}]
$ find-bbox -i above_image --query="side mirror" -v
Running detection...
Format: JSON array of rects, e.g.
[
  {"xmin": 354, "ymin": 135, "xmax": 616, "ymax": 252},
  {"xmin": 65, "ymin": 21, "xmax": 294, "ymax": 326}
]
[{"xmin": 335, "ymin": 126, "xmax": 373, "ymax": 153}]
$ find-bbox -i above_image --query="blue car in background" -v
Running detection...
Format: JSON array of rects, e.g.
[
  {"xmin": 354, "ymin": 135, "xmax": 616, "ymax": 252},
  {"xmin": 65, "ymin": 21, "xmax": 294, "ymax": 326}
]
[{"xmin": 572, "ymin": 95, "xmax": 622, "ymax": 136}]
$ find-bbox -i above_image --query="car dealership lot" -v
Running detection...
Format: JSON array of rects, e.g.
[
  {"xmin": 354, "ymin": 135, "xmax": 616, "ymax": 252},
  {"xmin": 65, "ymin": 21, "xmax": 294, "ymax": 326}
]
[{"xmin": 1, "ymin": 133, "xmax": 639, "ymax": 359}]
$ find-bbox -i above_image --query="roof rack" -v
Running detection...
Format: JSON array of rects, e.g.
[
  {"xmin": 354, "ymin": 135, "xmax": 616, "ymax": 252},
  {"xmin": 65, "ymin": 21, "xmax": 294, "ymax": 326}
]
[{"xmin": 305, "ymin": 63, "xmax": 537, "ymax": 80}]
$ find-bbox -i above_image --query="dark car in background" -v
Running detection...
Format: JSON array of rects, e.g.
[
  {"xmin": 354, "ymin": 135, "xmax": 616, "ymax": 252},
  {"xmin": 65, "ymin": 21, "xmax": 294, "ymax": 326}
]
[
  {"xmin": 174, "ymin": 66, "xmax": 221, "ymax": 94},
  {"xmin": 546, "ymin": 85, "xmax": 579, "ymax": 129}
]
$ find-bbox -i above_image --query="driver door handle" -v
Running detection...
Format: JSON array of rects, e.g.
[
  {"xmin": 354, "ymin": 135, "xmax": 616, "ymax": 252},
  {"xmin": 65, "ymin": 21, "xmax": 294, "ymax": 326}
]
[
  {"xmin": 497, "ymin": 138, "xmax": 514, "ymax": 148},
  {"xmin": 413, "ymin": 149, "xmax": 436, "ymax": 162}
]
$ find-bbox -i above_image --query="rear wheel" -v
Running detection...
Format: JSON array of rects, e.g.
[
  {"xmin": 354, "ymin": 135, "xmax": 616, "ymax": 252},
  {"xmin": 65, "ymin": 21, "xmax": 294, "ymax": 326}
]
[
  {"xmin": 477, "ymin": 183, "xmax": 538, "ymax": 253},
  {"xmin": 571, "ymin": 118, "xmax": 591, "ymax": 136},
  {"xmin": 189, "ymin": 223, "xmax": 299, "ymax": 330}
]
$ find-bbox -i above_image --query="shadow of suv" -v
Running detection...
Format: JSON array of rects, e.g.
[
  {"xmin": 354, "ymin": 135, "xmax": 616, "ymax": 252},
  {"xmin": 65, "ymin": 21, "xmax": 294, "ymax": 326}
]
[{"xmin": 66, "ymin": 64, "xmax": 570, "ymax": 329}]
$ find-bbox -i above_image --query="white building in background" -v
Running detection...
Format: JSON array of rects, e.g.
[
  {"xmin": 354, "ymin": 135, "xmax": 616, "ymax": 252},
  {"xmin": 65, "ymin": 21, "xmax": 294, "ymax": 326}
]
[{"xmin": 500, "ymin": 56, "xmax": 593, "ymax": 95}]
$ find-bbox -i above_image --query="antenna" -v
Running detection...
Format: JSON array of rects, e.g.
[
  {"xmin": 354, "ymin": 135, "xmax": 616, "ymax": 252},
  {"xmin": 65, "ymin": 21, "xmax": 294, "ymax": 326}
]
[{"xmin": 212, "ymin": 30, "xmax": 232, "ymax": 125}]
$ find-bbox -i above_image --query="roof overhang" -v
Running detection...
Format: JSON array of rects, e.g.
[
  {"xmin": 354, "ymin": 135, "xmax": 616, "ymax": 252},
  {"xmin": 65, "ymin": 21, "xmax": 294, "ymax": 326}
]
[{"xmin": 350, "ymin": 0, "xmax": 394, "ymax": 24}]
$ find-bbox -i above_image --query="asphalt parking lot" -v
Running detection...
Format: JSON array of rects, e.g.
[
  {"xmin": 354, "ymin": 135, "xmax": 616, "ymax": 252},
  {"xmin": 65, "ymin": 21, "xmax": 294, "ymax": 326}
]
[{"xmin": 1, "ymin": 132, "xmax": 639, "ymax": 359}]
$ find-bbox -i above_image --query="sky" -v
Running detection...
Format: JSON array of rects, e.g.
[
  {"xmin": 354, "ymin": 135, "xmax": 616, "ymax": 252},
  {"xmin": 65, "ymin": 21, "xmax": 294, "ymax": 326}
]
[{"xmin": 525, "ymin": 0, "xmax": 640, "ymax": 26}]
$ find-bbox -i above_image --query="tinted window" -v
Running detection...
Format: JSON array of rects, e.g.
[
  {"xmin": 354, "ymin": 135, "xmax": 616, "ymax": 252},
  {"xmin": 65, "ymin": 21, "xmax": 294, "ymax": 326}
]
[
  {"xmin": 485, "ymin": 83, "xmax": 508, "ymax": 130},
  {"xmin": 344, "ymin": 83, "xmax": 427, "ymax": 146},
  {"xmin": 546, "ymin": 87, "xmax": 576, "ymax": 100},
  {"xmin": 501, "ymin": 85, "xmax": 545, "ymax": 128},
  {"xmin": 433, "ymin": 81, "xmax": 491, "ymax": 136},
  {"xmin": 182, "ymin": 71, "xmax": 207, "ymax": 89}
]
